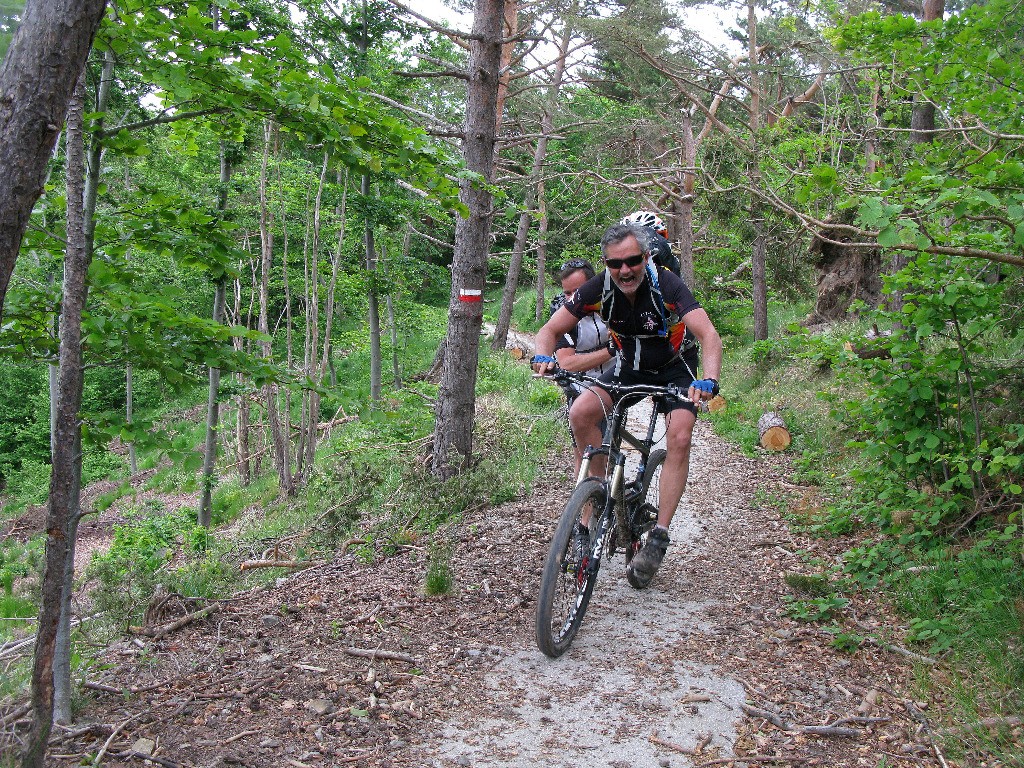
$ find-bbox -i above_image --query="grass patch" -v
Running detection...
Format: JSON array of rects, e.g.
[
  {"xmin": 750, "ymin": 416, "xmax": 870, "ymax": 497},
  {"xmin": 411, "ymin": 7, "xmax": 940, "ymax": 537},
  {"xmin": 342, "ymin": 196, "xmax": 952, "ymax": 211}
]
[{"xmin": 424, "ymin": 541, "xmax": 453, "ymax": 596}]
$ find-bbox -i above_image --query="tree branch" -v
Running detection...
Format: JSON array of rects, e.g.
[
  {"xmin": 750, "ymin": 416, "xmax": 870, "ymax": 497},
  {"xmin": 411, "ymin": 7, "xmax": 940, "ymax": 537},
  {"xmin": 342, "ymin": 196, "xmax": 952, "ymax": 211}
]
[
  {"xmin": 384, "ymin": 0, "xmax": 474, "ymax": 46},
  {"xmin": 97, "ymin": 107, "xmax": 229, "ymax": 139}
]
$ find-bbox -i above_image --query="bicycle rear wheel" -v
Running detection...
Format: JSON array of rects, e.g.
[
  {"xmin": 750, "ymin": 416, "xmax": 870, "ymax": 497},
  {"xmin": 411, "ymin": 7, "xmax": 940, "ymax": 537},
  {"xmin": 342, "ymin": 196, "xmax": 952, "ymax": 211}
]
[
  {"xmin": 535, "ymin": 479, "xmax": 607, "ymax": 658},
  {"xmin": 625, "ymin": 448, "xmax": 666, "ymax": 564}
]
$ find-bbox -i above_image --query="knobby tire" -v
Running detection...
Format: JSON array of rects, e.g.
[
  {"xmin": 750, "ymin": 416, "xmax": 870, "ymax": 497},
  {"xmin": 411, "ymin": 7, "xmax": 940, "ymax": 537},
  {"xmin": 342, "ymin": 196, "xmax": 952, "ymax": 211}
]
[{"xmin": 535, "ymin": 479, "xmax": 606, "ymax": 658}]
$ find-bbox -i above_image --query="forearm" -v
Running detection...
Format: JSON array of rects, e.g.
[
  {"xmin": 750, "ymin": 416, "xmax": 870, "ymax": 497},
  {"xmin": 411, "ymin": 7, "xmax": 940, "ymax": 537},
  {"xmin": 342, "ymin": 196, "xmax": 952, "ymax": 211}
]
[
  {"xmin": 700, "ymin": 331, "xmax": 723, "ymax": 381},
  {"xmin": 555, "ymin": 347, "xmax": 612, "ymax": 373},
  {"xmin": 534, "ymin": 326, "xmax": 559, "ymax": 358}
]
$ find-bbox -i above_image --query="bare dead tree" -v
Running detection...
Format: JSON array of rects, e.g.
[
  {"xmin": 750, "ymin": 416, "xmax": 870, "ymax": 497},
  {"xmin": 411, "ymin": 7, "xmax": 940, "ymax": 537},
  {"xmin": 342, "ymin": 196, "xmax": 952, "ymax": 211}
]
[{"xmin": 491, "ymin": 13, "xmax": 573, "ymax": 350}]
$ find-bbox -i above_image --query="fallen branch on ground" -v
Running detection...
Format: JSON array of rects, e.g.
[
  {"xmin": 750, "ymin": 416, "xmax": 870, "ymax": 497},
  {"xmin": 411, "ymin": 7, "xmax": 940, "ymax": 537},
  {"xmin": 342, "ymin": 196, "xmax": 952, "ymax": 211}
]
[
  {"xmin": 343, "ymin": 647, "xmax": 417, "ymax": 664},
  {"xmin": 1, "ymin": 702, "xmax": 30, "ymax": 726},
  {"xmin": 863, "ymin": 635, "xmax": 937, "ymax": 665},
  {"xmin": 113, "ymin": 751, "xmax": 180, "ymax": 768},
  {"xmin": 0, "ymin": 614, "xmax": 100, "ymax": 660},
  {"xmin": 239, "ymin": 559, "xmax": 326, "ymax": 571},
  {"xmin": 741, "ymin": 704, "xmax": 863, "ymax": 737},
  {"xmin": 694, "ymin": 756, "xmax": 808, "ymax": 766},
  {"xmin": 649, "ymin": 732, "xmax": 698, "ymax": 755},
  {"xmin": 131, "ymin": 603, "xmax": 220, "ymax": 639},
  {"xmin": 92, "ymin": 710, "xmax": 147, "ymax": 766}
]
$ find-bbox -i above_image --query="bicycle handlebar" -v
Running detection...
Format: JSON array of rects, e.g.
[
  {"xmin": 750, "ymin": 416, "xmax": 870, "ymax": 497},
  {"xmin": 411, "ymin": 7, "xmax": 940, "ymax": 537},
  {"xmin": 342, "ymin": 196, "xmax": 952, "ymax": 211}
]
[{"xmin": 542, "ymin": 368, "xmax": 694, "ymax": 404}]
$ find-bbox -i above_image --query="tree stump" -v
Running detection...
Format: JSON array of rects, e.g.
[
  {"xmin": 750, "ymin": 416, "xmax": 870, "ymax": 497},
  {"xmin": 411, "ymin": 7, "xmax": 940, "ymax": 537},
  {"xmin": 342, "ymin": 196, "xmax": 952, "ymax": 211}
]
[
  {"xmin": 757, "ymin": 412, "xmax": 791, "ymax": 451},
  {"xmin": 707, "ymin": 395, "xmax": 727, "ymax": 413}
]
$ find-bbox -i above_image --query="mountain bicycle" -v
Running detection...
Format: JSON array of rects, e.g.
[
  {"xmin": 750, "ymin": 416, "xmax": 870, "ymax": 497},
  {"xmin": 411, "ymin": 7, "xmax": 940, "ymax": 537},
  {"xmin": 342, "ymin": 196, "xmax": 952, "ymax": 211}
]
[{"xmin": 535, "ymin": 369, "xmax": 692, "ymax": 658}]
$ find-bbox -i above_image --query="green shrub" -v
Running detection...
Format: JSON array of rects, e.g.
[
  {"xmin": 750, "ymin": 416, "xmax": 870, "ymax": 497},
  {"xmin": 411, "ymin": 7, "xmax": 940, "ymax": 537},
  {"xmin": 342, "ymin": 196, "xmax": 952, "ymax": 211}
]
[
  {"xmin": 424, "ymin": 542, "xmax": 453, "ymax": 596},
  {"xmin": 87, "ymin": 501, "xmax": 202, "ymax": 625}
]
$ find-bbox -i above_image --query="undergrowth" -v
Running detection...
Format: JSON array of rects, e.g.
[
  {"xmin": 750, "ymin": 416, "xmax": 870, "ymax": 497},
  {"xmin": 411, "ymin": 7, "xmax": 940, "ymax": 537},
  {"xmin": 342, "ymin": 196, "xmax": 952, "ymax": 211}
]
[
  {"xmin": 83, "ymin": 346, "xmax": 562, "ymax": 634},
  {"xmin": 718, "ymin": 260, "xmax": 1024, "ymax": 765}
]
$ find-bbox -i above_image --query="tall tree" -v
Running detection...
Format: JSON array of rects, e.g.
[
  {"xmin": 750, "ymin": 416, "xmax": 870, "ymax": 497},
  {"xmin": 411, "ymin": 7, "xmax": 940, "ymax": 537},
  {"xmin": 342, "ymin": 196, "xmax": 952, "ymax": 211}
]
[
  {"xmin": 198, "ymin": 145, "xmax": 231, "ymax": 527},
  {"xmin": 0, "ymin": 0, "xmax": 106, "ymax": 319},
  {"xmin": 909, "ymin": 0, "xmax": 944, "ymax": 144},
  {"xmin": 747, "ymin": 0, "xmax": 768, "ymax": 341},
  {"xmin": 431, "ymin": 0, "xmax": 505, "ymax": 478},
  {"xmin": 22, "ymin": 74, "xmax": 92, "ymax": 768}
]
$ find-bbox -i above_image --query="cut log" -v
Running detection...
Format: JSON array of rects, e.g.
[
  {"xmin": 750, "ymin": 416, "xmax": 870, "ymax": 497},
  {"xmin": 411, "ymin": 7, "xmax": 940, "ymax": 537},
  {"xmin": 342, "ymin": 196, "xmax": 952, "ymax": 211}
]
[
  {"xmin": 757, "ymin": 412, "xmax": 791, "ymax": 451},
  {"xmin": 707, "ymin": 395, "xmax": 727, "ymax": 413},
  {"xmin": 843, "ymin": 341, "xmax": 891, "ymax": 360}
]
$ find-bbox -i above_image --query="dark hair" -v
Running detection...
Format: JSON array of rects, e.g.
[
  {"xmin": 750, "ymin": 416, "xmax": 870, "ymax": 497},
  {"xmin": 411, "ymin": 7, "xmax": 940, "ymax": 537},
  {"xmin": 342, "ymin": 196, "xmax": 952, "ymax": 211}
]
[
  {"xmin": 558, "ymin": 258, "xmax": 596, "ymax": 283},
  {"xmin": 600, "ymin": 223, "xmax": 649, "ymax": 258}
]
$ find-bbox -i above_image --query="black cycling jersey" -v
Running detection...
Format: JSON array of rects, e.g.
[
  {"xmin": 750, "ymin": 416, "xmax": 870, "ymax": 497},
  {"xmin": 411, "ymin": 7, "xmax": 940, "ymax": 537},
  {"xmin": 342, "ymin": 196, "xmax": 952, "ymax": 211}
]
[{"xmin": 563, "ymin": 266, "xmax": 700, "ymax": 372}]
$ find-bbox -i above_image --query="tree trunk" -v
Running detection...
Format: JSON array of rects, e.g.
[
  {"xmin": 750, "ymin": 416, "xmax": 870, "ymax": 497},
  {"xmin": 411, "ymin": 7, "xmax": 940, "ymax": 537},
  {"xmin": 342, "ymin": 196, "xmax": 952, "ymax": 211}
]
[
  {"xmin": 0, "ymin": 0, "xmax": 106, "ymax": 319},
  {"xmin": 493, "ymin": 0, "xmax": 518, "ymax": 137},
  {"xmin": 910, "ymin": 0, "xmax": 944, "ymax": 144},
  {"xmin": 431, "ymin": 0, "xmax": 505, "ymax": 478},
  {"xmin": 389, "ymin": 233, "xmax": 409, "ymax": 388},
  {"xmin": 232, "ymin": 271, "xmax": 251, "ymax": 487},
  {"xmin": 23, "ymin": 73, "xmax": 92, "ymax": 768},
  {"xmin": 199, "ymin": 145, "xmax": 231, "ymax": 525},
  {"xmin": 297, "ymin": 153, "xmax": 328, "ymax": 482},
  {"xmin": 364, "ymin": 173, "xmax": 382, "ymax": 403},
  {"xmin": 320, "ymin": 170, "xmax": 348, "ymax": 394},
  {"xmin": 258, "ymin": 121, "xmax": 292, "ymax": 496},
  {"xmin": 50, "ymin": 431, "xmax": 81, "ymax": 727},
  {"xmin": 492, "ymin": 19, "xmax": 571, "ymax": 351},
  {"xmin": 52, "ymin": 38, "xmax": 115, "ymax": 727},
  {"xmin": 751, "ymin": 219, "xmax": 768, "ymax": 339},
  {"xmin": 126, "ymin": 362, "xmax": 137, "ymax": 474},
  {"xmin": 747, "ymin": 0, "xmax": 768, "ymax": 341},
  {"xmin": 677, "ymin": 109, "xmax": 697, "ymax": 289},
  {"xmin": 198, "ymin": 280, "xmax": 226, "ymax": 526},
  {"xmin": 279, "ymin": 173, "xmax": 294, "ymax": 482},
  {"xmin": 534, "ymin": 182, "xmax": 548, "ymax": 322},
  {"xmin": 807, "ymin": 213, "xmax": 883, "ymax": 324}
]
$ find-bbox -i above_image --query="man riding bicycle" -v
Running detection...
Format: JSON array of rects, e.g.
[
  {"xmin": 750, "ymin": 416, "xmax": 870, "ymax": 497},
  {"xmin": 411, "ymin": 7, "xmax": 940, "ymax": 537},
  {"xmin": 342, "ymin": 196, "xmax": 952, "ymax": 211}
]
[
  {"xmin": 552, "ymin": 259, "xmax": 613, "ymax": 396},
  {"xmin": 532, "ymin": 223, "xmax": 723, "ymax": 589}
]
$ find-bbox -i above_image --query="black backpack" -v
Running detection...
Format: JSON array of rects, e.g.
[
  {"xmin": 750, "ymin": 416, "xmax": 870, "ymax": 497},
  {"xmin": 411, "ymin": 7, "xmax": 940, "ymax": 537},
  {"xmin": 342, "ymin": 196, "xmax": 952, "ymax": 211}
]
[{"xmin": 646, "ymin": 230, "xmax": 681, "ymax": 277}]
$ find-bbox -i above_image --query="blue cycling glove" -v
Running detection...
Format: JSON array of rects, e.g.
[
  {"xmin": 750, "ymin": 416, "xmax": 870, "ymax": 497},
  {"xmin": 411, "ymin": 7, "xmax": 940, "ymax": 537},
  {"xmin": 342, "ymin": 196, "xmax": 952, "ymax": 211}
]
[{"xmin": 692, "ymin": 378, "xmax": 720, "ymax": 397}]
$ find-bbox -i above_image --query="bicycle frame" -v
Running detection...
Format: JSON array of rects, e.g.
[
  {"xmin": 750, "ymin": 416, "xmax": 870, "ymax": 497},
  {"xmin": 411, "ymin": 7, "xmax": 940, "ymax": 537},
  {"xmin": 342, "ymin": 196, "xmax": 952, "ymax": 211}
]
[
  {"xmin": 572, "ymin": 388, "xmax": 664, "ymax": 578},
  {"xmin": 575, "ymin": 390, "xmax": 660, "ymax": 493}
]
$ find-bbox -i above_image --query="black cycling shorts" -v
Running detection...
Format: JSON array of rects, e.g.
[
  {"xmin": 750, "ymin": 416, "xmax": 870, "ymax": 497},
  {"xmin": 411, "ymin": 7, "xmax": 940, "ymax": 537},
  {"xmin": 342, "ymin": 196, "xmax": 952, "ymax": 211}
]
[{"xmin": 598, "ymin": 351, "xmax": 700, "ymax": 415}]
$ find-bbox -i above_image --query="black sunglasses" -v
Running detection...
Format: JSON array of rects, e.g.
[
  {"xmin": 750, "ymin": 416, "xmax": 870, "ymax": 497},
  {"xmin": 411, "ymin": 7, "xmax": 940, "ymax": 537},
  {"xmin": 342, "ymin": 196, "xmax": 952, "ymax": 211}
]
[
  {"xmin": 604, "ymin": 253, "xmax": 645, "ymax": 270},
  {"xmin": 560, "ymin": 258, "xmax": 590, "ymax": 271}
]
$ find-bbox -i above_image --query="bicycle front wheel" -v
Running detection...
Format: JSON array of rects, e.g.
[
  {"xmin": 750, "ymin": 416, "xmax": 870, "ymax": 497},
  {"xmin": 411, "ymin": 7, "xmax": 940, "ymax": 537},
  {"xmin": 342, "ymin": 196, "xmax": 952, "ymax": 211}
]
[
  {"xmin": 625, "ymin": 448, "xmax": 666, "ymax": 564},
  {"xmin": 535, "ymin": 479, "xmax": 607, "ymax": 658}
]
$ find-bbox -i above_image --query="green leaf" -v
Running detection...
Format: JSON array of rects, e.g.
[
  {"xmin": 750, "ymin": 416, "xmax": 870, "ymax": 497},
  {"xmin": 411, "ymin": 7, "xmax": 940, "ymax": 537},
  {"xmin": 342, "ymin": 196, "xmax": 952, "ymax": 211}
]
[
  {"xmin": 975, "ymin": 190, "xmax": 1000, "ymax": 207},
  {"xmin": 878, "ymin": 226, "xmax": 901, "ymax": 247}
]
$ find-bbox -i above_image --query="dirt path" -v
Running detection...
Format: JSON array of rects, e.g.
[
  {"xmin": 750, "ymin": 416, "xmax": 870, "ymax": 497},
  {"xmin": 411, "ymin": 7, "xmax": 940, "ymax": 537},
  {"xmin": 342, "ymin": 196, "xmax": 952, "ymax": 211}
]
[{"xmin": 35, "ymin": 411, "xmax": 947, "ymax": 768}]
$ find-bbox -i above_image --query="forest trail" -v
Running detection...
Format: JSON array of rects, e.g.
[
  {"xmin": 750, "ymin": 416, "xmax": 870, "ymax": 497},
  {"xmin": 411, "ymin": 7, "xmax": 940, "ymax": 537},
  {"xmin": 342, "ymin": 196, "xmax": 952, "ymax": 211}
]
[{"xmin": 49, "ymin": 392, "xmax": 951, "ymax": 768}]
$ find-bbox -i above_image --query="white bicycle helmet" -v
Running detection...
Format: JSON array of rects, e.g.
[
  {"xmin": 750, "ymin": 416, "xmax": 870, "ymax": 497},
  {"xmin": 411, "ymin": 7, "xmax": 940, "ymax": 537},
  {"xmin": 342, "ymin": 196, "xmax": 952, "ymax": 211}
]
[{"xmin": 621, "ymin": 210, "xmax": 667, "ymax": 237}]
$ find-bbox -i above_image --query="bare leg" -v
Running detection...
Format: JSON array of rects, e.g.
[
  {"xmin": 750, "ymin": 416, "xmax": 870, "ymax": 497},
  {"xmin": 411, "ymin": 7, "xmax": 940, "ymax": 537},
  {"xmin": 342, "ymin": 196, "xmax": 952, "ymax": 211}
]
[
  {"xmin": 655, "ymin": 408, "xmax": 696, "ymax": 529},
  {"xmin": 568, "ymin": 387, "xmax": 612, "ymax": 530},
  {"xmin": 568, "ymin": 386, "xmax": 611, "ymax": 479}
]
